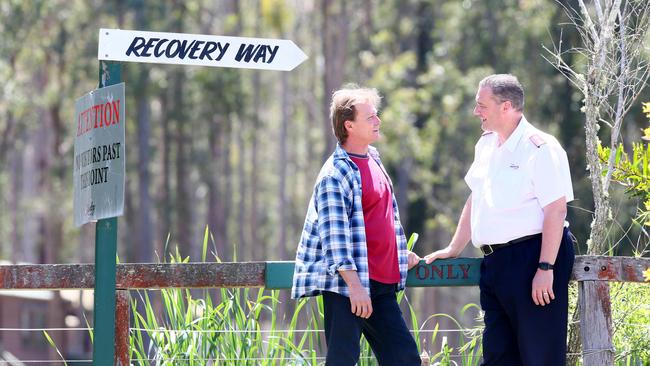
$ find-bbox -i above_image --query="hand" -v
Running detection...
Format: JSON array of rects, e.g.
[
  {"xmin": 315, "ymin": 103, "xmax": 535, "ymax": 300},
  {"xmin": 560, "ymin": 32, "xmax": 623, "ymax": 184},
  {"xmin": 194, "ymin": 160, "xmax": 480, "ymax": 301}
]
[
  {"xmin": 349, "ymin": 286, "xmax": 373, "ymax": 318},
  {"xmin": 531, "ymin": 269, "xmax": 554, "ymax": 306},
  {"xmin": 407, "ymin": 251, "xmax": 421, "ymax": 270},
  {"xmin": 424, "ymin": 246, "xmax": 456, "ymax": 264}
]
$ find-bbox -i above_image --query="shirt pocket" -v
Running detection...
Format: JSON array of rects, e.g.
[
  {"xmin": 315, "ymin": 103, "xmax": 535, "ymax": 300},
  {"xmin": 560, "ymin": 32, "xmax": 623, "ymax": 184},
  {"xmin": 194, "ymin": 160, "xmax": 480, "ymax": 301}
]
[{"xmin": 490, "ymin": 162, "xmax": 530, "ymax": 209}]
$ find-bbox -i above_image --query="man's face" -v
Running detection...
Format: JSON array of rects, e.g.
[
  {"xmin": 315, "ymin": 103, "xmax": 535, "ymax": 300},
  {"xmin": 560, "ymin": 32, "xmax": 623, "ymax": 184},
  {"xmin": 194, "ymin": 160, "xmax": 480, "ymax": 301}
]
[
  {"xmin": 346, "ymin": 102, "xmax": 381, "ymax": 145},
  {"xmin": 473, "ymin": 87, "xmax": 504, "ymax": 132}
]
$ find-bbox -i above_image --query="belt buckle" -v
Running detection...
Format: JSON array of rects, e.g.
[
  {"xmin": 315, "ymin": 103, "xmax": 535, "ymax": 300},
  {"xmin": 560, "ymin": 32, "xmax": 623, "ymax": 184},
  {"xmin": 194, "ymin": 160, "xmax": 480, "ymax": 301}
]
[{"xmin": 482, "ymin": 245, "xmax": 494, "ymax": 256}]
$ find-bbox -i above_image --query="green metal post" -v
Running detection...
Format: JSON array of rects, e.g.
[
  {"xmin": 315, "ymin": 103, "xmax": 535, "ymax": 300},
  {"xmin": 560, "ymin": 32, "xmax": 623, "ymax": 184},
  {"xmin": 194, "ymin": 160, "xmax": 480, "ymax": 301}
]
[{"xmin": 93, "ymin": 60, "xmax": 121, "ymax": 366}]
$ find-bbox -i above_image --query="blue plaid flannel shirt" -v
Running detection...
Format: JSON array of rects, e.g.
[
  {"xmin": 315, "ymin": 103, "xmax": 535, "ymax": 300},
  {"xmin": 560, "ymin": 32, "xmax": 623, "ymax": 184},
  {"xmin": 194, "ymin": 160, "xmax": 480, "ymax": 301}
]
[{"xmin": 291, "ymin": 144, "xmax": 409, "ymax": 299}]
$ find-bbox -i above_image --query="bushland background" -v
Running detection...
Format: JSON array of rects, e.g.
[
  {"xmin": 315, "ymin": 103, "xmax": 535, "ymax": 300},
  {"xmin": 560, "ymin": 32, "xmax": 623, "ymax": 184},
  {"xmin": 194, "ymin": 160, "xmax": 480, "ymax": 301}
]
[{"xmin": 1, "ymin": 0, "xmax": 649, "ymax": 362}]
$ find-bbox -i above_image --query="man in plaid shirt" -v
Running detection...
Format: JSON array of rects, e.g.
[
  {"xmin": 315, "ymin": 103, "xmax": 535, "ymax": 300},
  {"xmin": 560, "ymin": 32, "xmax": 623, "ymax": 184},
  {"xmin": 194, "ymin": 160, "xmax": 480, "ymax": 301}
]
[{"xmin": 292, "ymin": 85, "xmax": 421, "ymax": 365}]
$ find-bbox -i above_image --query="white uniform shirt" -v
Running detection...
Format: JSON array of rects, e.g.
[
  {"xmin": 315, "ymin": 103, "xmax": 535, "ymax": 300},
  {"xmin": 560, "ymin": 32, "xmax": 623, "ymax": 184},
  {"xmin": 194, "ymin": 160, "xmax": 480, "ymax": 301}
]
[{"xmin": 464, "ymin": 116, "xmax": 573, "ymax": 247}]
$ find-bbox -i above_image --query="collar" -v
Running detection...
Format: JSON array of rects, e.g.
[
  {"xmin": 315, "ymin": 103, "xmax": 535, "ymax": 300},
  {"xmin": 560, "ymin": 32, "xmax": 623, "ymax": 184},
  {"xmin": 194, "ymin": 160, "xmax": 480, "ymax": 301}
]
[
  {"xmin": 501, "ymin": 115, "xmax": 529, "ymax": 152},
  {"xmin": 348, "ymin": 152, "xmax": 369, "ymax": 159},
  {"xmin": 334, "ymin": 143, "xmax": 380, "ymax": 161}
]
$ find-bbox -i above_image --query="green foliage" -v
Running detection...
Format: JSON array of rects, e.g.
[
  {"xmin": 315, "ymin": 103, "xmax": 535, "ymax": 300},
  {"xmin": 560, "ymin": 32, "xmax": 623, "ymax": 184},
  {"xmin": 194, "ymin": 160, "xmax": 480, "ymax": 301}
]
[
  {"xmin": 610, "ymin": 283, "xmax": 650, "ymax": 363},
  {"xmin": 569, "ymin": 281, "xmax": 650, "ymax": 364},
  {"xmin": 590, "ymin": 102, "xmax": 650, "ymax": 364},
  {"xmin": 43, "ymin": 234, "xmax": 481, "ymax": 365},
  {"xmin": 43, "ymin": 330, "xmax": 68, "ymax": 366},
  {"xmin": 599, "ymin": 141, "xmax": 650, "ymax": 223},
  {"xmin": 126, "ymin": 286, "xmax": 482, "ymax": 365},
  {"xmin": 130, "ymin": 287, "xmax": 305, "ymax": 365},
  {"xmin": 130, "ymin": 239, "xmax": 315, "ymax": 365},
  {"xmin": 418, "ymin": 303, "xmax": 483, "ymax": 366},
  {"xmin": 125, "ymin": 234, "xmax": 483, "ymax": 365},
  {"xmin": 598, "ymin": 103, "xmax": 650, "ymax": 255}
]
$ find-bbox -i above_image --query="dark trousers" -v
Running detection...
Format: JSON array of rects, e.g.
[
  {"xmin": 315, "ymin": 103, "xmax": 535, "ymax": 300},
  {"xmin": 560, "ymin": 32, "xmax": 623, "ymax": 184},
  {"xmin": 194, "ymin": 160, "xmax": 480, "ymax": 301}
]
[
  {"xmin": 322, "ymin": 280, "xmax": 421, "ymax": 366},
  {"xmin": 479, "ymin": 228, "xmax": 575, "ymax": 366}
]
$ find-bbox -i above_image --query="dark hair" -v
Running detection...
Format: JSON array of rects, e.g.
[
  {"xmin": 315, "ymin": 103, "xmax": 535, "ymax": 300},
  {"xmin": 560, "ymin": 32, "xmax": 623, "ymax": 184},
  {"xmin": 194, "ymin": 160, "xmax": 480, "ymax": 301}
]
[{"xmin": 479, "ymin": 74, "xmax": 524, "ymax": 111}]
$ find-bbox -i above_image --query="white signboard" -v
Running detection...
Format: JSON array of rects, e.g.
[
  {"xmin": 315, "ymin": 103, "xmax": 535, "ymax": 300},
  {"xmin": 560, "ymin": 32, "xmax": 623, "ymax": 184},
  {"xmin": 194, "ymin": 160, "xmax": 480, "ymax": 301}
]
[
  {"xmin": 73, "ymin": 83, "xmax": 126, "ymax": 227},
  {"xmin": 98, "ymin": 28, "xmax": 308, "ymax": 71}
]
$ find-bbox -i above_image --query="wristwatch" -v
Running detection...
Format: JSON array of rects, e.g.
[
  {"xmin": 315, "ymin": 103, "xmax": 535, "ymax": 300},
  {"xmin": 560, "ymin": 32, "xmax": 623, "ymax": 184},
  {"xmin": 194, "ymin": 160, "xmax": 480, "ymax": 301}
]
[{"xmin": 538, "ymin": 262, "xmax": 555, "ymax": 271}]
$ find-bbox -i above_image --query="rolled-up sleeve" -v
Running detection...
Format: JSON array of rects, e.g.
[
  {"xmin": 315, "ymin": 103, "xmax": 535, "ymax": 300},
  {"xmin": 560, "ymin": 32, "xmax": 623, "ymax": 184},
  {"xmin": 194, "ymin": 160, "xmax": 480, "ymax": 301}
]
[{"xmin": 315, "ymin": 175, "xmax": 357, "ymax": 276}]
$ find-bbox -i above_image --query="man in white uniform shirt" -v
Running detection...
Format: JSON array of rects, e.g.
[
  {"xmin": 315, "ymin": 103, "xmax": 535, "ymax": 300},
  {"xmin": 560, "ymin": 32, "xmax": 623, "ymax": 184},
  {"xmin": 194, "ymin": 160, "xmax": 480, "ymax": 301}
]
[{"xmin": 425, "ymin": 74, "xmax": 575, "ymax": 365}]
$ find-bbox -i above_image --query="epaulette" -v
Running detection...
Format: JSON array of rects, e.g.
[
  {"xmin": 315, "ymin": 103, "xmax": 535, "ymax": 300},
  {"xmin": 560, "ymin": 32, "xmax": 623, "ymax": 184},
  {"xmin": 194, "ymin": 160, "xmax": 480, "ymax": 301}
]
[
  {"xmin": 481, "ymin": 131, "xmax": 493, "ymax": 137},
  {"xmin": 529, "ymin": 134, "xmax": 546, "ymax": 148}
]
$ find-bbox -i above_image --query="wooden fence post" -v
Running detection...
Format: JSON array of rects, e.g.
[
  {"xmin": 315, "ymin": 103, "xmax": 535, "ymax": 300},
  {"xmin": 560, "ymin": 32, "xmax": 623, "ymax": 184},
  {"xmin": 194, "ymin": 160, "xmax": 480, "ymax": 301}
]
[
  {"xmin": 114, "ymin": 290, "xmax": 130, "ymax": 366},
  {"xmin": 579, "ymin": 281, "xmax": 614, "ymax": 365}
]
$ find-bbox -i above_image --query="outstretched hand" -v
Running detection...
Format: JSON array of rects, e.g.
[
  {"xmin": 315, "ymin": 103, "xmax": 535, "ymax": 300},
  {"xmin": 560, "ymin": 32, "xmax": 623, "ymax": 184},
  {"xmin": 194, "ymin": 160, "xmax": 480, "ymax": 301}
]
[{"xmin": 424, "ymin": 246, "xmax": 456, "ymax": 264}]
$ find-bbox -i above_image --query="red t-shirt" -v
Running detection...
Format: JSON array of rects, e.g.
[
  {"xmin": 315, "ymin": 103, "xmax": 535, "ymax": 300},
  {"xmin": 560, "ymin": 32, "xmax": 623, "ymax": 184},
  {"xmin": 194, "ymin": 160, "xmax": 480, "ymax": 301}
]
[{"xmin": 349, "ymin": 154, "xmax": 400, "ymax": 284}]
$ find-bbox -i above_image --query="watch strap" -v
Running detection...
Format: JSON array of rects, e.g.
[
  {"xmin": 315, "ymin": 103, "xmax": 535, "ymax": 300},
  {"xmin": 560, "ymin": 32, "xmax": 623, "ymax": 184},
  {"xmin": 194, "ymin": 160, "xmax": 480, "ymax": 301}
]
[{"xmin": 538, "ymin": 262, "xmax": 555, "ymax": 270}]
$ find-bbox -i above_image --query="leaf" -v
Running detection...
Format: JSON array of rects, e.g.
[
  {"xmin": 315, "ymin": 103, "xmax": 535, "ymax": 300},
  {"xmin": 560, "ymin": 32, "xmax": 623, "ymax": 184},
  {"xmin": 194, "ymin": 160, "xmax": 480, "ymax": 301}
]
[
  {"xmin": 642, "ymin": 127, "xmax": 650, "ymax": 141},
  {"xmin": 643, "ymin": 102, "xmax": 650, "ymax": 118},
  {"xmin": 43, "ymin": 331, "xmax": 68, "ymax": 366}
]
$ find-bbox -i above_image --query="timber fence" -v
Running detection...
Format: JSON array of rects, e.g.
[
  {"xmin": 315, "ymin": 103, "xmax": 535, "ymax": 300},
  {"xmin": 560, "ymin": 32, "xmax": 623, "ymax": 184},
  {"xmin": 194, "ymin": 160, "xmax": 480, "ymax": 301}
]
[{"xmin": 0, "ymin": 255, "xmax": 648, "ymax": 365}]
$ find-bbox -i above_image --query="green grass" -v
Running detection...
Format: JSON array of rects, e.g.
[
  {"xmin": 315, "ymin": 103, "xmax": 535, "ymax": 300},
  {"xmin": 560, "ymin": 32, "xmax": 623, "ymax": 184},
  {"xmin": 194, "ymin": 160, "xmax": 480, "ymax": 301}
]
[
  {"xmin": 124, "ymin": 232, "xmax": 483, "ymax": 365},
  {"xmin": 42, "ymin": 229, "xmax": 649, "ymax": 365},
  {"xmin": 127, "ymin": 284, "xmax": 482, "ymax": 365}
]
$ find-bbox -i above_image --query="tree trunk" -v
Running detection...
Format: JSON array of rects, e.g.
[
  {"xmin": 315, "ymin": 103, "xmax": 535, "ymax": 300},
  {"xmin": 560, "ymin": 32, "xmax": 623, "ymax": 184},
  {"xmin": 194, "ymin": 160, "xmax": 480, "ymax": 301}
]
[
  {"xmin": 20, "ymin": 135, "xmax": 38, "ymax": 263},
  {"xmin": 160, "ymin": 90, "xmax": 173, "ymax": 257},
  {"xmin": 171, "ymin": 1, "xmax": 193, "ymax": 256},
  {"xmin": 135, "ymin": 71, "xmax": 153, "ymax": 262},
  {"xmin": 222, "ymin": 116, "xmax": 233, "ymax": 260},
  {"xmin": 33, "ymin": 55, "xmax": 68, "ymax": 360},
  {"xmin": 249, "ymin": 3, "xmax": 262, "ymax": 260},
  {"xmin": 0, "ymin": 56, "xmax": 17, "ymax": 163},
  {"xmin": 9, "ymin": 149, "xmax": 23, "ymax": 262},
  {"xmin": 250, "ymin": 73, "xmax": 261, "ymax": 259},
  {"xmin": 207, "ymin": 115, "xmax": 227, "ymax": 261},
  {"xmin": 278, "ymin": 72, "xmax": 290, "ymax": 260},
  {"xmin": 173, "ymin": 68, "xmax": 192, "ymax": 255},
  {"xmin": 321, "ymin": 0, "xmax": 349, "ymax": 158},
  {"xmin": 134, "ymin": 0, "xmax": 153, "ymax": 263},
  {"xmin": 236, "ymin": 107, "xmax": 248, "ymax": 259},
  {"xmin": 584, "ymin": 91, "xmax": 609, "ymax": 254}
]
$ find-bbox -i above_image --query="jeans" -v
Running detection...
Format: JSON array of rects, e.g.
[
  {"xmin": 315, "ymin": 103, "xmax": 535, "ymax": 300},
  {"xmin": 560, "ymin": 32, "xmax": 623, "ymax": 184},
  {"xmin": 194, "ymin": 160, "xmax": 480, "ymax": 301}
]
[{"xmin": 322, "ymin": 280, "xmax": 421, "ymax": 366}]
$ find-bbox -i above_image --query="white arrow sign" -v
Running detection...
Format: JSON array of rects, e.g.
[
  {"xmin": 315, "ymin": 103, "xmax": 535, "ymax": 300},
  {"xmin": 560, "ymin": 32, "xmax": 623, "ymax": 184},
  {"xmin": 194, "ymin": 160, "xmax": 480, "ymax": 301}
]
[{"xmin": 98, "ymin": 28, "xmax": 308, "ymax": 71}]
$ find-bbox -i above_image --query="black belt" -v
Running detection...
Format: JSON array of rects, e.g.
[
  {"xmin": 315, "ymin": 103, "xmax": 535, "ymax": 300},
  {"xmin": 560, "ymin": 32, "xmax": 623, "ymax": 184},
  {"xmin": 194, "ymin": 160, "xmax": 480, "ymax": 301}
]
[{"xmin": 480, "ymin": 233, "xmax": 542, "ymax": 256}]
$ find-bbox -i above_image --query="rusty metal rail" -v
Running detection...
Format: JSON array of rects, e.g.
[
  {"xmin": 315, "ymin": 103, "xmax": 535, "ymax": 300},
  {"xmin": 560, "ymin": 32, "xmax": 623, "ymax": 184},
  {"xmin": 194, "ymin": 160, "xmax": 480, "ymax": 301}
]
[
  {"xmin": 0, "ymin": 262, "xmax": 266, "ymax": 289},
  {"xmin": 0, "ymin": 256, "xmax": 648, "ymax": 365},
  {"xmin": 1, "ymin": 256, "xmax": 646, "ymax": 289}
]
